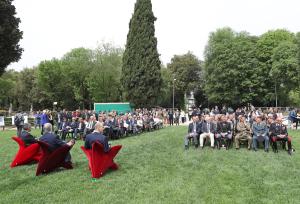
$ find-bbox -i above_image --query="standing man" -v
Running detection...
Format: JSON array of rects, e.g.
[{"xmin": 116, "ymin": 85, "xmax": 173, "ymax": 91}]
[
  {"xmin": 41, "ymin": 110, "xmax": 49, "ymax": 135},
  {"xmin": 34, "ymin": 111, "xmax": 41, "ymax": 129},
  {"xmin": 168, "ymin": 110, "xmax": 174, "ymax": 126},
  {"xmin": 14, "ymin": 111, "xmax": 24, "ymax": 137},
  {"xmin": 252, "ymin": 115, "xmax": 269, "ymax": 152},
  {"xmin": 174, "ymin": 109, "xmax": 180, "ymax": 126}
]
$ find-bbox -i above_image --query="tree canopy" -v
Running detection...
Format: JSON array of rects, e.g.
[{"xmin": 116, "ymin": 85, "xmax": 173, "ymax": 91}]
[
  {"xmin": 0, "ymin": 0, "xmax": 23, "ymax": 76},
  {"xmin": 122, "ymin": 0, "xmax": 162, "ymax": 108}
]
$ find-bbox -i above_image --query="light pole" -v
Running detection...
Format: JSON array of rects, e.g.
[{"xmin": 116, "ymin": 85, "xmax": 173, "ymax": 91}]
[{"xmin": 173, "ymin": 78, "xmax": 176, "ymax": 112}]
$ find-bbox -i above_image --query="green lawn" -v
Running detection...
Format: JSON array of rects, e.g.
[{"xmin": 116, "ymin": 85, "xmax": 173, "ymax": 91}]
[{"xmin": 0, "ymin": 127, "xmax": 300, "ymax": 204}]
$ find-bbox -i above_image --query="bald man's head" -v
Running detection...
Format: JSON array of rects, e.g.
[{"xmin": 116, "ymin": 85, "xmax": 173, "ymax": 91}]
[
  {"xmin": 94, "ymin": 122, "xmax": 104, "ymax": 133},
  {"xmin": 43, "ymin": 123, "xmax": 52, "ymax": 133}
]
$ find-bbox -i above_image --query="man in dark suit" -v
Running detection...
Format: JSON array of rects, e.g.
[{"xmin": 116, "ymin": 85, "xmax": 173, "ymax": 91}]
[
  {"xmin": 184, "ymin": 115, "xmax": 201, "ymax": 149},
  {"xmin": 60, "ymin": 117, "xmax": 71, "ymax": 140},
  {"xmin": 84, "ymin": 122, "xmax": 110, "ymax": 152},
  {"xmin": 168, "ymin": 110, "xmax": 174, "ymax": 126},
  {"xmin": 19, "ymin": 123, "xmax": 37, "ymax": 146},
  {"xmin": 269, "ymin": 116, "xmax": 292, "ymax": 155},
  {"xmin": 252, "ymin": 115, "xmax": 269, "ymax": 152},
  {"xmin": 69, "ymin": 117, "xmax": 79, "ymax": 139},
  {"xmin": 216, "ymin": 115, "xmax": 232, "ymax": 149},
  {"xmin": 39, "ymin": 123, "xmax": 75, "ymax": 162},
  {"xmin": 74, "ymin": 118, "xmax": 86, "ymax": 139}
]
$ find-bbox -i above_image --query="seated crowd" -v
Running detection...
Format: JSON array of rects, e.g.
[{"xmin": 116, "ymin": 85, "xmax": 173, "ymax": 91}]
[
  {"xmin": 17, "ymin": 108, "xmax": 165, "ymax": 168},
  {"xmin": 32, "ymin": 108, "xmax": 166, "ymax": 141},
  {"xmin": 55, "ymin": 109, "xmax": 164, "ymax": 140},
  {"xmin": 33, "ymin": 108, "xmax": 187, "ymax": 133},
  {"xmin": 184, "ymin": 106, "xmax": 294, "ymax": 155}
]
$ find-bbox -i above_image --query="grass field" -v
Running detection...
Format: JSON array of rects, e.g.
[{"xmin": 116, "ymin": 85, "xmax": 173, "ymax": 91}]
[{"xmin": 0, "ymin": 126, "xmax": 300, "ymax": 204}]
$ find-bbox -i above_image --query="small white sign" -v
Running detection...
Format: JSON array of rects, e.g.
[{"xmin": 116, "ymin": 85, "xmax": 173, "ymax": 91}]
[
  {"xmin": 24, "ymin": 116, "xmax": 28, "ymax": 124},
  {"xmin": 0, "ymin": 116, "xmax": 4, "ymax": 126}
]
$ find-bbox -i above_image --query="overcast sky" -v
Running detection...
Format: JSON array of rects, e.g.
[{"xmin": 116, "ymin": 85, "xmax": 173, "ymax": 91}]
[{"xmin": 9, "ymin": 0, "xmax": 300, "ymax": 70}]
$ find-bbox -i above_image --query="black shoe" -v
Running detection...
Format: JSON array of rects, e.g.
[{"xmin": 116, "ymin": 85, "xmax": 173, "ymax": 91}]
[
  {"xmin": 288, "ymin": 149, "xmax": 292, "ymax": 155},
  {"xmin": 236, "ymin": 148, "xmax": 239, "ymax": 150},
  {"xmin": 195, "ymin": 144, "xmax": 199, "ymax": 149},
  {"xmin": 265, "ymin": 149, "xmax": 269, "ymax": 153},
  {"xmin": 253, "ymin": 148, "xmax": 257, "ymax": 151},
  {"xmin": 247, "ymin": 147, "xmax": 251, "ymax": 151},
  {"xmin": 185, "ymin": 145, "xmax": 189, "ymax": 150}
]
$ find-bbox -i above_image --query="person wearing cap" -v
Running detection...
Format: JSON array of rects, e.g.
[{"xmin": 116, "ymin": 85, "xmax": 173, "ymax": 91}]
[
  {"xmin": 216, "ymin": 115, "xmax": 232, "ymax": 149},
  {"xmin": 184, "ymin": 114, "xmax": 201, "ymax": 149},
  {"xmin": 19, "ymin": 123, "xmax": 37, "ymax": 146},
  {"xmin": 235, "ymin": 115, "xmax": 252, "ymax": 150},
  {"xmin": 269, "ymin": 116, "xmax": 293, "ymax": 155},
  {"xmin": 252, "ymin": 115, "xmax": 269, "ymax": 152},
  {"xmin": 84, "ymin": 122, "xmax": 110, "ymax": 152}
]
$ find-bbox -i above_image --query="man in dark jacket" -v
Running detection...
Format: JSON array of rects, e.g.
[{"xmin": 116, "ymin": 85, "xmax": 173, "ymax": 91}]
[
  {"xmin": 39, "ymin": 123, "xmax": 75, "ymax": 162},
  {"xmin": 252, "ymin": 115, "xmax": 269, "ymax": 152},
  {"xmin": 216, "ymin": 115, "xmax": 232, "ymax": 149},
  {"xmin": 19, "ymin": 123, "xmax": 37, "ymax": 146},
  {"xmin": 14, "ymin": 111, "xmax": 24, "ymax": 137},
  {"xmin": 184, "ymin": 115, "xmax": 201, "ymax": 149},
  {"xmin": 269, "ymin": 116, "xmax": 293, "ymax": 155},
  {"xmin": 41, "ymin": 110, "xmax": 49, "ymax": 135},
  {"xmin": 84, "ymin": 122, "xmax": 110, "ymax": 152}
]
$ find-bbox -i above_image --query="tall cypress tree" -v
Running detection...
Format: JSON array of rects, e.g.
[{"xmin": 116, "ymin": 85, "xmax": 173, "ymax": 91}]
[
  {"xmin": 122, "ymin": 0, "xmax": 162, "ymax": 108},
  {"xmin": 0, "ymin": 0, "xmax": 23, "ymax": 76}
]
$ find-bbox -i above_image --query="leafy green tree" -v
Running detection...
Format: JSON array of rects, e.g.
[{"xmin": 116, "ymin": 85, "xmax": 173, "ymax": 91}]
[
  {"xmin": 167, "ymin": 52, "xmax": 202, "ymax": 108},
  {"xmin": 37, "ymin": 59, "xmax": 76, "ymax": 109},
  {"xmin": 204, "ymin": 28, "xmax": 260, "ymax": 106},
  {"xmin": 271, "ymin": 42, "xmax": 299, "ymax": 105},
  {"xmin": 256, "ymin": 29, "xmax": 296, "ymax": 106},
  {"xmin": 157, "ymin": 66, "xmax": 172, "ymax": 108},
  {"xmin": 87, "ymin": 44, "xmax": 123, "ymax": 103},
  {"xmin": 0, "ymin": 0, "xmax": 23, "ymax": 75},
  {"xmin": 14, "ymin": 68, "xmax": 36, "ymax": 110},
  {"xmin": 0, "ymin": 70, "xmax": 16, "ymax": 108},
  {"xmin": 61, "ymin": 48, "xmax": 93, "ymax": 109},
  {"xmin": 122, "ymin": 0, "xmax": 162, "ymax": 107}
]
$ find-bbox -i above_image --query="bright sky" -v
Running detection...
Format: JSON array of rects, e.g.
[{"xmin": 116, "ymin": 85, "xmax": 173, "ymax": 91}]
[{"xmin": 9, "ymin": 0, "xmax": 300, "ymax": 70}]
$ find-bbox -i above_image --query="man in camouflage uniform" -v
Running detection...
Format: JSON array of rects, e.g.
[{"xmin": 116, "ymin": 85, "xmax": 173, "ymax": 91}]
[{"xmin": 235, "ymin": 115, "xmax": 252, "ymax": 150}]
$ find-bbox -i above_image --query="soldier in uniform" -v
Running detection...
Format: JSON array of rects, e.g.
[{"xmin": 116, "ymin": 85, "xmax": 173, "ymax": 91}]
[
  {"xmin": 269, "ymin": 116, "xmax": 293, "ymax": 155},
  {"xmin": 235, "ymin": 115, "xmax": 252, "ymax": 150},
  {"xmin": 216, "ymin": 115, "xmax": 232, "ymax": 149}
]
